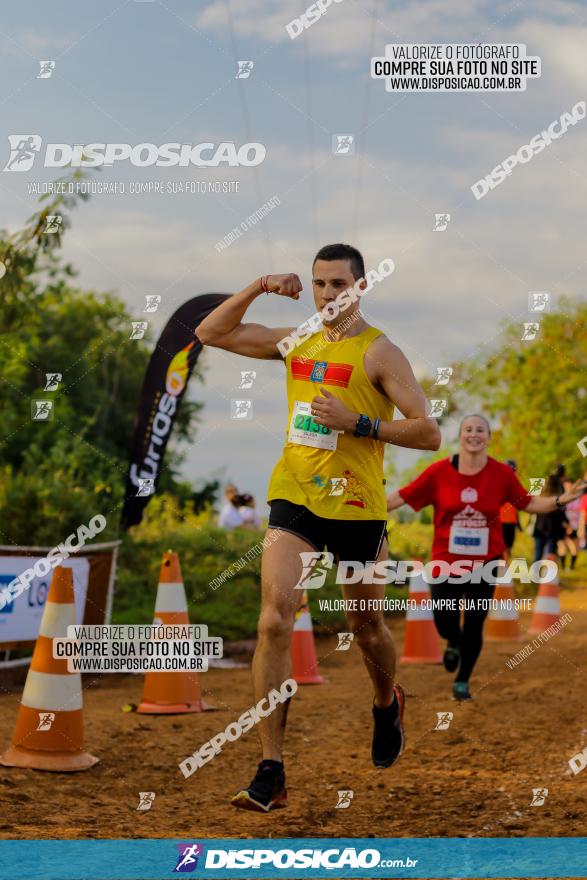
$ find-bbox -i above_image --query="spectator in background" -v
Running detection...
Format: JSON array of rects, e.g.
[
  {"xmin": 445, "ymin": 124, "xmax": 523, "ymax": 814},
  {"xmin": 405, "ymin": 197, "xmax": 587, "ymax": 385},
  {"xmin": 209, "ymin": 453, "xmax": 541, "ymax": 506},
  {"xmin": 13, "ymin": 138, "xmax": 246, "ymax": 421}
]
[
  {"xmin": 218, "ymin": 483, "xmax": 244, "ymax": 529},
  {"xmin": 236, "ymin": 493, "xmax": 262, "ymax": 530},
  {"xmin": 559, "ymin": 477, "xmax": 581, "ymax": 573},
  {"xmin": 500, "ymin": 459, "xmax": 521, "ymax": 564},
  {"xmin": 532, "ymin": 472, "xmax": 568, "ymax": 563}
]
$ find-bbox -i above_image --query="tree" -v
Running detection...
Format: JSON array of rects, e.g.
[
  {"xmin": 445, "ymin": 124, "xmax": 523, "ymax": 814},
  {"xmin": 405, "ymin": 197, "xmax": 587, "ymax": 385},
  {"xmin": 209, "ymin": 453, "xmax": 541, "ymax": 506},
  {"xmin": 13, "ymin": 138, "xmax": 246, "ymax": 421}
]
[
  {"xmin": 0, "ymin": 173, "xmax": 203, "ymax": 543},
  {"xmin": 451, "ymin": 298, "xmax": 586, "ymax": 479}
]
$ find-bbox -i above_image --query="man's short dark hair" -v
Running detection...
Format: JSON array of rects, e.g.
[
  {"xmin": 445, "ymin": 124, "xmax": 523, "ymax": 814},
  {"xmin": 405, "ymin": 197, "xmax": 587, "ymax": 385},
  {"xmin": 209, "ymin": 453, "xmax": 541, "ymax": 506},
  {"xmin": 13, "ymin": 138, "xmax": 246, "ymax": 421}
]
[{"xmin": 312, "ymin": 243, "xmax": 365, "ymax": 281}]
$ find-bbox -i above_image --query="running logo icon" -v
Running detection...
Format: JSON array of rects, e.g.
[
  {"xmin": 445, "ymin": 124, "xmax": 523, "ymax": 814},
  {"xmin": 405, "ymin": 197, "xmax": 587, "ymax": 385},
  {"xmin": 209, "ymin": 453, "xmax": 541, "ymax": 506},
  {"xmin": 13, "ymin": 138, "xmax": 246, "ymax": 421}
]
[
  {"xmin": 129, "ymin": 321, "xmax": 148, "ymax": 340},
  {"xmin": 434, "ymin": 711, "xmax": 453, "ymax": 730},
  {"xmin": 530, "ymin": 788, "xmax": 548, "ymax": 806},
  {"xmin": 231, "ymin": 399, "xmax": 253, "ymax": 419},
  {"xmin": 136, "ymin": 478, "xmax": 155, "ymax": 497},
  {"xmin": 174, "ymin": 843, "xmax": 204, "ymax": 872},
  {"xmin": 239, "ymin": 370, "xmax": 256, "ymax": 389},
  {"xmin": 521, "ymin": 322, "xmax": 539, "ymax": 341},
  {"xmin": 44, "ymin": 215, "xmax": 62, "ymax": 234},
  {"xmin": 295, "ymin": 551, "xmax": 334, "ymax": 589},
  {"xmin": 328, "ymin": 477, "xmax": 347, "ymax": 496},
  {"xmin": 37, "ymin": 61, "xmax": 56, "ymax": 78},
  {"xmin": 335, "ymin": 790, "xmax": 354, "ymax": 809},
  {"xmin": 144, "ymin": 295, "xmax": 161, "ymax": 313},
  {"xmin": 31, "ymin": 400, "xmax": 53, "ymax": 421},
  {"xmin": 236, "ymin": 61, "xmax": 254, "ymax": 79},
  {"xmin": 433, "ymin": 213, "xmax": 451, "ymax": 231},
  {"xmin": 428, "ymin": 399, "xmax": 447, "ymax": 417},
  {"xmin": 528, "ymin": 291, "xmax": 550, "ymax": 312},
  {"xmin": 36, "ymin": 712, "xmax": 55, "ymax": 731},
  {"xmin": 44, "ymin": 373, "xmax": 62, "ymax": 391},
  {"xmin": 336, "ymin": 632, "xmax": 354, "ymax": 651},
  {"xmin": 435, "ymin": 367, "xmax": 453, "ymax": 385},
  {"xmin": 333, "ymin": 135, "xmax": 354, "ymax": 155},
  {"xmin": 137, "ymin": 791, "xmax": 155, "ymax": 811},
  {"xmin": 4, "ymin": 135, "xmax": 42, "ymax": 172}
]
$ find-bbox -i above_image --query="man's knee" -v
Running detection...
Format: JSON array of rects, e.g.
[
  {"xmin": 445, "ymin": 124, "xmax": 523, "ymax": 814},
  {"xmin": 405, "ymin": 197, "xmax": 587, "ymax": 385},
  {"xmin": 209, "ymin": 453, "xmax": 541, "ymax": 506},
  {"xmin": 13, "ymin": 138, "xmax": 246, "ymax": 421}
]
[
  {"xmin": 258, "ymin": 604, "xmax": 295, "ymax": 647},
  {"xmin": 348, "ymin": 614, "xmax": 387, "ymax": 649}
]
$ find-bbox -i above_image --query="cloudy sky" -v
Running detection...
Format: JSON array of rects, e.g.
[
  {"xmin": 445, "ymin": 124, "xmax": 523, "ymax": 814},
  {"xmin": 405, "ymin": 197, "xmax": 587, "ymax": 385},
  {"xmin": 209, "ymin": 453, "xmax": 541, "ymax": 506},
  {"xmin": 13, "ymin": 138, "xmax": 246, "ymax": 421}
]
[{"xmin": 1, "ymin": 0, "xmax": 586, "ymax": 510}]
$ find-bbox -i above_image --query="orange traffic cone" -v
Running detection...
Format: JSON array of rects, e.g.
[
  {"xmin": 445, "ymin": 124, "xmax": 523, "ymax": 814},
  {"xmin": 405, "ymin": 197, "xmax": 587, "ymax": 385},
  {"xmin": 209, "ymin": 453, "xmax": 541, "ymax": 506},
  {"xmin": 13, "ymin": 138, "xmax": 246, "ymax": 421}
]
[
  {"xmin": 400, "ymin": 570, "xmax": 442, "ymax": 664},
  {"xmin": 137, "ymin": 551, "xmax": 212, "ymax": 714},
  {"xmin": 529, "ymin": 557, "xmax": 561, "ymax": 634},
  {"xmin": 0, "ymin": 566, "xmax": 98, "ymax": 772},
  {"xmin": 291, "ymin": 590, "xmax": 326, "ymax": 685},
  {"xmin": 486, "ymin": 581, "xmax": 522, "ymax": 641}
]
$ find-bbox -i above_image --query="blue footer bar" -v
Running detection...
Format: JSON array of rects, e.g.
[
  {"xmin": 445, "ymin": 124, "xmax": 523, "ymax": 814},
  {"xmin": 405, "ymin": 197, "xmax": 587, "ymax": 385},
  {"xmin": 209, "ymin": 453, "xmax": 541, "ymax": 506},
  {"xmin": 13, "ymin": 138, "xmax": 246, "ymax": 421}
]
[{"xmin": 0, "ymin": 838, "xmax": 586, "ymax": 879}]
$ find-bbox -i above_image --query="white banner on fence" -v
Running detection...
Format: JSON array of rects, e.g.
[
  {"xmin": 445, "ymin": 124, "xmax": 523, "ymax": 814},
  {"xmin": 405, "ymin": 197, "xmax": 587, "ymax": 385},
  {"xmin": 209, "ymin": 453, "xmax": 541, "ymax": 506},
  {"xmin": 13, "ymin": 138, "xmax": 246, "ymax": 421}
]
[{"xmin": 0, "ymin": 557, "xmax": 89, "ymax": 643}]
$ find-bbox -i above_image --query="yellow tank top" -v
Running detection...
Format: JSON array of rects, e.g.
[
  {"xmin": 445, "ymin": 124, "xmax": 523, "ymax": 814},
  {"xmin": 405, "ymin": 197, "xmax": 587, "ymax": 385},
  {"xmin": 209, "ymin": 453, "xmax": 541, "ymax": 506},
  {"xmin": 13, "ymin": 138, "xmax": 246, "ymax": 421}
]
[{"xmin": 267, "ymin": 325, "xmax": 393, "ymax": 520}]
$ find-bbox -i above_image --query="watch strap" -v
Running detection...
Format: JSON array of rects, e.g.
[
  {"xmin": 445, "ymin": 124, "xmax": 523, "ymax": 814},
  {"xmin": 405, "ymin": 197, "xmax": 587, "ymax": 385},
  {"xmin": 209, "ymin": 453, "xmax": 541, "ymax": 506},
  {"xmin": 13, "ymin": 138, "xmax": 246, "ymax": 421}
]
[{"xmin": 353, "ymin": 414, "xmax": 372, "ymax": 437}]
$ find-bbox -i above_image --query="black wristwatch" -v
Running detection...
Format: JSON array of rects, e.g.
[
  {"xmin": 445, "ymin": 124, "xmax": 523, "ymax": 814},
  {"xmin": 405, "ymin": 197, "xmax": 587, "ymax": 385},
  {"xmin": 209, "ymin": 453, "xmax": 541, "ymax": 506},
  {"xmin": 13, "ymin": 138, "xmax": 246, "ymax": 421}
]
[
  {"xmin": 555, "ymin": 495, "xmax": 566, "ymax": 509},
  {"xmin": 353, "ymin": 413, "xmax": 372, "ymax": 438}
]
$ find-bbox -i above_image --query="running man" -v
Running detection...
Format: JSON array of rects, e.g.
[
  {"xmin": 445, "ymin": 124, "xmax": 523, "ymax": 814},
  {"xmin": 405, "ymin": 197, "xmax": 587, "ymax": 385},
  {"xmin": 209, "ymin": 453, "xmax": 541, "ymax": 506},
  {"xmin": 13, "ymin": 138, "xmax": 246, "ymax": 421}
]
[
  {"xmin": 387, "ymin": 415, "xmax": 585, "ymax": 701},
  {"xmin": 195, "ymin": 243, "xmax": 441, "ymax": 811}
]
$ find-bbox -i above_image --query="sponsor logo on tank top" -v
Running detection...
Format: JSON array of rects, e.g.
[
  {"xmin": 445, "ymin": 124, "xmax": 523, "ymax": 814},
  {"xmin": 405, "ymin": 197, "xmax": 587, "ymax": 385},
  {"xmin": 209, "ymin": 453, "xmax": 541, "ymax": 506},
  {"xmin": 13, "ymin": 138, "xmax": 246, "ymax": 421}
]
[{"xmin": 461, "ymin": 486, "xmax": 478, "ymax": 503}]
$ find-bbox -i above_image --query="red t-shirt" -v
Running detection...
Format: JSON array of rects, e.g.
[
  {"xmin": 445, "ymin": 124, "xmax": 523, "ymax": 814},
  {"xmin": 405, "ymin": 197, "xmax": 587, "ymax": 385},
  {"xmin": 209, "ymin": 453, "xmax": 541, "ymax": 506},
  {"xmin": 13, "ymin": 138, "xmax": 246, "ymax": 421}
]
[{"xmin": 399, "ymin": 456, "xmax": 532, "ymax": 562}]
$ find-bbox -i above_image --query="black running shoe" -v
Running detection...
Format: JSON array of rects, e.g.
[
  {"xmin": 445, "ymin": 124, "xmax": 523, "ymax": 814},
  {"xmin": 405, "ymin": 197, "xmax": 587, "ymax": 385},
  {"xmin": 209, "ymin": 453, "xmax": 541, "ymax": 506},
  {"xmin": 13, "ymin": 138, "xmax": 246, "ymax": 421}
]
[
  {"xmin": 231, "ymin": 760, "xmax": 287, "ymax": 812},
  {"xmin": 452, "ymin": 681, "xmax": 472, "ymax": 702},
  {"xmin": 371, "ymin": 683, "xmax": 406, "ymax": 769},
  {"xmin": 443, "ymin": 645, "xmax": 461, "ymax": 673}
]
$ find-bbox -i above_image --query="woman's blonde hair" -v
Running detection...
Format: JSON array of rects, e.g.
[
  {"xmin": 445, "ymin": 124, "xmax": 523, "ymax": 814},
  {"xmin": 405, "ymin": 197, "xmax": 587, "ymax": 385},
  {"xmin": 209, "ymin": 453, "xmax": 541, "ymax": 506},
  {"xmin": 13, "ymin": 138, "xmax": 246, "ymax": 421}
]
[{"xmin": 459, "ymin": 413, "xmax": 491, "ymax": 435}]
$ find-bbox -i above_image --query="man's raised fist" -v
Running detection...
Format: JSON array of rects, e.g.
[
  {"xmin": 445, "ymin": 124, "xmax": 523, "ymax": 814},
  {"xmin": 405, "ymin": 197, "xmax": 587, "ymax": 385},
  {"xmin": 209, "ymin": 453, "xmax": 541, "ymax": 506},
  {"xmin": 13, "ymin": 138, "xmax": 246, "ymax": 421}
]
[{"xmin": 265, "ymin": 274, "xmax": 302, "ymax": 299}]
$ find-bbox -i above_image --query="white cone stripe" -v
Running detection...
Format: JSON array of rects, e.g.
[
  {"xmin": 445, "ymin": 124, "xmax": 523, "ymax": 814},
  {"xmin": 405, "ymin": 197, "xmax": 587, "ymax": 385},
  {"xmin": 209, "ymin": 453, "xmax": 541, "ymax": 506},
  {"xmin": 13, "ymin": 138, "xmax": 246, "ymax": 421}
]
[
  {"xmin": 21, "ymin": 670, "xmax": 83, "ymax": 711},
  {"xmin": 38, "ymin": 602, "xmax": 76, "ymax": 638},
  {"xmin": 406, "ymin": 608, "xmax": 434, "ymax": 621},
  {"xmin": 409, "ymin": 574, "xmax": 430, "ymax": 594},
  {"xmin": 154, "ymin": 583, "xmax": 187, "ymax": 613},
  {"xmin": 293, "ymin": 612, "xmax": 313, "ymax": 632},
  {"xmin": 535, "ymin": 597, "xmax": 561, "ymax": 615},
  {"xmin": 488, "ymin": 609, "xmax": 518, "ymax": 620}
]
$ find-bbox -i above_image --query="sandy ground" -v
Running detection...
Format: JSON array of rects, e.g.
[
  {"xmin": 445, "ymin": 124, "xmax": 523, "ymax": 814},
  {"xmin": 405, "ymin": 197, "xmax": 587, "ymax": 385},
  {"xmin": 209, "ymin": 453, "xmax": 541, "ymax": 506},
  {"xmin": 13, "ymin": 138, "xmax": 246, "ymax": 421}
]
[{"xmin": 1, "ymin": 599, "xmax": 586, "ymax": 859}]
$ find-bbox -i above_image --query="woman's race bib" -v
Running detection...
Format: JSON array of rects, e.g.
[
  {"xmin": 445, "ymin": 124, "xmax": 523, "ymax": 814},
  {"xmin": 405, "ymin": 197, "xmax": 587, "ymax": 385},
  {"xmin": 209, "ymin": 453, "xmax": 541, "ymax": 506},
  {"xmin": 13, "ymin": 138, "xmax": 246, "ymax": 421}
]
[
  {"xmin": 448, "ymin": 523, "xmax": 489, "ymax": 555},
  {"xmin": 287, "ymin": 400, "xmax": 339, "ymax": 451}
]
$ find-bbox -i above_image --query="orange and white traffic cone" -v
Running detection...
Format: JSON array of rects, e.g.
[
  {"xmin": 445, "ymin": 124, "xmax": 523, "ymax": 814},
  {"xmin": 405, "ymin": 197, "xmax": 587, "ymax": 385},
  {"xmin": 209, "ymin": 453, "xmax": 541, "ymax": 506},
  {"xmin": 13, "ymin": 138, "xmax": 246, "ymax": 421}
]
[
  {"xmin": 0, "ymin": 566, "xmax": 98, "ymax": 772},
  {"xmin": 291, "ymin": 590, "xmax": 326, "ymax": 685},
  {"xmin": 528, "ymin": 557, "xmax": 561, "ymax": 634},
  {"xmin": 137, "ymin": 551, "xmax": 212, "ymax": 714},
  {"xmin": 400, "ymin": 570, "xmax": 443, "ymax": 664},
  {"xmin": 486, "ymin": 581, "xmax": 522, "ymax": 641}
]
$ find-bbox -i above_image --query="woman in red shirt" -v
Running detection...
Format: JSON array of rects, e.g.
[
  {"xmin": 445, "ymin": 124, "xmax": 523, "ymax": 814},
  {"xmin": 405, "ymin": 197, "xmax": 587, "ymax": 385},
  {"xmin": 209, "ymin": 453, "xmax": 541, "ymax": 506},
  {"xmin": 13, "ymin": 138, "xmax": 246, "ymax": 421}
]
[{"xmin": 387, "ymin": 414, "xmax": 584, "ymax": 701}]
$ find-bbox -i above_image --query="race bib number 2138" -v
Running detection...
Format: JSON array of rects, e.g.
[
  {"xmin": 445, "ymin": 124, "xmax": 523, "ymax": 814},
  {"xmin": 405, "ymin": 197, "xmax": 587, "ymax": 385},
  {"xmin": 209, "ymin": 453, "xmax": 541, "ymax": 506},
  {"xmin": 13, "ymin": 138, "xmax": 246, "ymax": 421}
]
[{"xmin": 288, "ymin": 401, "xmax": 339, "ymax": 451}]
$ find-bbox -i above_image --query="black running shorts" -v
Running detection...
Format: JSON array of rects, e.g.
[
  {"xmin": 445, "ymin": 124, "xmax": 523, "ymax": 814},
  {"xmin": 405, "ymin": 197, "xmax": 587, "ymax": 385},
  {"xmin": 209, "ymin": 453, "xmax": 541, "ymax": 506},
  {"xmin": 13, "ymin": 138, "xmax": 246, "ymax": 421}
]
[{"xmin": 268, "ymin": 498, "xmax": 387, "ymax": 565}]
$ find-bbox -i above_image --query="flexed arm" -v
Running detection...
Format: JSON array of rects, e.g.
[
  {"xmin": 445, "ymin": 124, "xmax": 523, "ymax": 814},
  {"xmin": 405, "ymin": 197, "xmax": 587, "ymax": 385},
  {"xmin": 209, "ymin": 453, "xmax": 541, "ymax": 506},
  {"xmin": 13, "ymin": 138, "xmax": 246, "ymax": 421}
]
[{"xmin": 195, "ymin": 275, "xmax": 301, "ymax": 360}]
